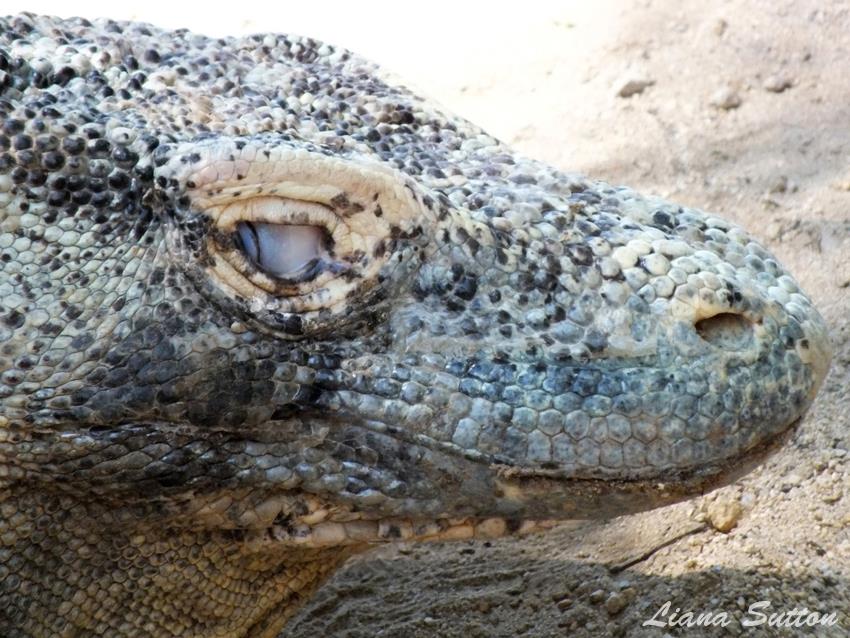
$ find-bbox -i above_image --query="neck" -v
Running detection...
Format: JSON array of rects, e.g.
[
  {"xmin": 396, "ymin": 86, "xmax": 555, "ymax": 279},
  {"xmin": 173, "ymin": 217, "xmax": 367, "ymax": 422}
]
[{"xmin": 0, "ymin": 486, "xmax": 360, "ymax": 637}]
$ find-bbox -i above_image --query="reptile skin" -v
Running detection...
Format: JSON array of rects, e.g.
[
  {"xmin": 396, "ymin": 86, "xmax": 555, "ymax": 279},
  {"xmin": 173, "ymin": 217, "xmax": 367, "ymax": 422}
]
[{"xmin": 0, "ymin": 13, "xmax": 832, "ymax": 637}]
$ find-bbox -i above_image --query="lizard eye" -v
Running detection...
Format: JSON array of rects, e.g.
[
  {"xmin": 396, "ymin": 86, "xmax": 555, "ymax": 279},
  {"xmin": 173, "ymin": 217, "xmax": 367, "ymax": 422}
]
[
  {"xmin": 176, "ymin": 144, "xmax": 428, "ymax": 337},
  {"xmin": 208, "ymin": 196, "xmax": 351, "ymax": 299},
  {"xmin": 233, "ymin": 221, "xmax": 331, "ymax": 282}
]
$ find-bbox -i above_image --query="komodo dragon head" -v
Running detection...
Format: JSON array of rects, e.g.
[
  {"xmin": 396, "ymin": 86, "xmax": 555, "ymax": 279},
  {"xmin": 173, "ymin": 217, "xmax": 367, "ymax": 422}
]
[{"xmin": 0, "ymin": 13, "xmax": 831, "ymax": 637}]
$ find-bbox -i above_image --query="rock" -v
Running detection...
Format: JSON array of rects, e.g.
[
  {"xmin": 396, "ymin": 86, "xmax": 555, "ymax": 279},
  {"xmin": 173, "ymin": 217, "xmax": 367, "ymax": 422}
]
[
  {"xmin": 710, "ymin": 87, "xmax": 742, "ymax": 110},
  {"xmin": 768, "ymin": 175, "xmax": 789, "ymax": 194},
  {"xmin": 605, "ymin": 592, "xmax": 628, "ymax": 615},
  {"xmin": 831, "ymin": 177, "xmax": 850, "ymax": 191},
  {"xmin": 713, "ymin": 18, "xmax": 728, "ymax": 36},
  {"xmin": 616, "ymin": 76, "xmax": 655, "ymax": 98},
  {"xmin": 764, "ymin": 75, "xmax": 793, "ymax": 93},
  {"xmin": 780, "ymin": 472, "xmax": 803, "ymax": 492},
  {"xmin": 821, "ymin": 491, "xmax": 842, "ymax": 504},
  {"xmin": 706, "ymin": 497, "xmax": 743, "ymax": 532},
  {"xmin": 589, "ymin": 589, "xmax": 607, "ymax": 604},
  {"xmin": 556, "ymin": 597, "xmax": 573, "ymax": 611}
]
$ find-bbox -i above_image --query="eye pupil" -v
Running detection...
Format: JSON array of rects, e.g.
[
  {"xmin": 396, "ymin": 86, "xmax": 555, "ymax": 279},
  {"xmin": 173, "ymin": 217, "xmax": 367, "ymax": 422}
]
[{"xmin": 233, "ymin": 221, "xmax": 327, "ymax": 280}]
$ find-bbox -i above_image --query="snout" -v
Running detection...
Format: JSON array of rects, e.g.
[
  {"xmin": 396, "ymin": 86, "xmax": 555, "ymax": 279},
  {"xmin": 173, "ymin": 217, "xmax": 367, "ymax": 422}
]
[{"xmin": 443, "ymin": 242, "xmax": 832, "ymax": 483}]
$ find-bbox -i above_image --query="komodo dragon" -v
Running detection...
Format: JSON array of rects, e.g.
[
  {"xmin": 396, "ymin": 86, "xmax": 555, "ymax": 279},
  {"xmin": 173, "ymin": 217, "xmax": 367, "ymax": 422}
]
[{"xmin": 0, "ymin": 13, "xmax": 832, "ymax": 638}]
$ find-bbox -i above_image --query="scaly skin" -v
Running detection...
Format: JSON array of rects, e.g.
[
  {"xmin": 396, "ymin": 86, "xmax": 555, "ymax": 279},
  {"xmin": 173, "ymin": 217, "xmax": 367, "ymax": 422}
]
[{"xmin": 0, "ymin": 13, "xmax": 831, "ymax": 637}]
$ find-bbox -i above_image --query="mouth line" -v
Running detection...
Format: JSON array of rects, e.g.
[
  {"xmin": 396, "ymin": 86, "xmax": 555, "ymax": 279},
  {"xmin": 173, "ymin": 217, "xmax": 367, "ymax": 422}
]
[
  {"xmin": 257, "ymin": 420, "xmax": 799, "ymax": 549},
  {"xmin": 70, "ymin": 403, "xmax": 800, "ymax": 485},
  {"xmin": 370, "ymin": 409, "xmax": 801, "ymax": 483},
  {"xmin": 42, "ymin": 406, "xmax": 799, "ymax": 527},
  {"xmin": 494, "ymin": 415, "xmax": 799, "ymax": 483}
]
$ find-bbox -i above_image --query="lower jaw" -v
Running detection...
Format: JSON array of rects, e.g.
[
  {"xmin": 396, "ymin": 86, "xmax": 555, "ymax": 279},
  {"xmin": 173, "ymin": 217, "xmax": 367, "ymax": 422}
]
[{"xmin": 261, "ymin": 418, "xmax": 799, "ymax": 550}]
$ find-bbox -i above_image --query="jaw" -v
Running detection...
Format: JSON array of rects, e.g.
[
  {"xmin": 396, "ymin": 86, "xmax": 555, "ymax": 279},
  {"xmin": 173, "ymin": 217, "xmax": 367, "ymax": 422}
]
[
  {"xmin": 0, "ymin": 417, "xmax": 798, "ymax": 638},
  {"xmin": 12, "ymin": 388, "xmax": 804, "ymax": 543},
  {"xmin": 487, "ymin": 415, "xmax": 799, "ymax": 519},
  {"xmin": 257, "ymin": 415, "xmax": 799, "ymax": 551}
]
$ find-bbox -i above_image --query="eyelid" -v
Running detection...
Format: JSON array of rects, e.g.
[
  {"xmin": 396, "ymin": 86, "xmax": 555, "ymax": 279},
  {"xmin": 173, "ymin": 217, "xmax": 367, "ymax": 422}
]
[
  {"xmin": 212, "ymin": 196, "xmax": 353, "ymax": 258},
  {"xmin": 212, "ymin": 196, "xmax": 341, "ymax": 235},
  {"xmin": 177, "ymin": 144, "xmax": 430, "ymax": 337},
  {"xmin": 234, "ymin": 221, "xmax": 331, "ymax": 280},
  {"xmin": 207, "ymin": 195, "xmax": 359, "ymax": 301}
]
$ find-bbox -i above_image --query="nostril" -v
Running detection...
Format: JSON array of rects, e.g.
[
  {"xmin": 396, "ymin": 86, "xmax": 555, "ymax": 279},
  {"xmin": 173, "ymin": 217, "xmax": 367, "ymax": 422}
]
[{"xmin": 694, "ymin": 313, "xmax": 756, "ymax": 351}]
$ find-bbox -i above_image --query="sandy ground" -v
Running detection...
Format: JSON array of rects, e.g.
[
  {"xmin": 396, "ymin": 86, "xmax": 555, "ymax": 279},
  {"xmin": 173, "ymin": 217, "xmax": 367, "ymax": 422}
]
[
  {"xmin": 6, "ymin": 1, "xmax": 848, "ymax": 635},
  {"xmin": 285, "ymin": 1, "xmax": 850, "ymax": 636}
]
